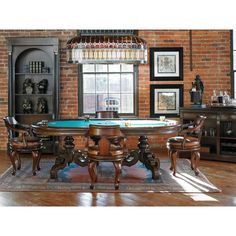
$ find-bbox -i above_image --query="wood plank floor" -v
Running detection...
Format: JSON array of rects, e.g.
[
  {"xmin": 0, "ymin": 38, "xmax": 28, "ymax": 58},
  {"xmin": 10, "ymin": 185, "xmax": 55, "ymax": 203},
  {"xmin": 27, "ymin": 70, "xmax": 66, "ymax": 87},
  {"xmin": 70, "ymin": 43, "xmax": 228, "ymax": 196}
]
[{"xmin": 0, "ymin": 150, "xmax": 236, "ymax": 206}]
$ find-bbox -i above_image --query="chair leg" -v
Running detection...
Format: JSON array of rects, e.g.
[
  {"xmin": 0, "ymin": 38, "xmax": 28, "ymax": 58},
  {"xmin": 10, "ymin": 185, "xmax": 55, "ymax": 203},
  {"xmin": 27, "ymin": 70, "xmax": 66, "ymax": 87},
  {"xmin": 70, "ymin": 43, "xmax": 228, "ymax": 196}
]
[
  {"xmin": 170, "ymin": 150, "xmax": 178, "ymax": 176},
  {"xmin": 190, "ymin": 151, "xmax": 195, "ymax": 170},
  {"xmin": 32, "ymin": 151, "xmax": 39, "ymax": 176},
  {"xmin": 113, "ymin": 161, "xmax": 122, "ymax": 190},
  {"xmin": 169, "ymin": 150, "xmax": 174, "ymax": 171},
  {"xmin": 15, "ymin": 152, "xmax": 21, "ymax": 170},
  {"xmin": 9, "ymin": 150, "xmax": 17, "ymax": 175},
  {"xmin": 88, "ymin": 161, "xmax": 97, "ymax": 189},
  {"xmin": 36, "ymin": 151, "xmax": 42, "ymax": 171},
  {"xmin": 193, "ymin": 151, "xmax": 200, "ymax": 175}
]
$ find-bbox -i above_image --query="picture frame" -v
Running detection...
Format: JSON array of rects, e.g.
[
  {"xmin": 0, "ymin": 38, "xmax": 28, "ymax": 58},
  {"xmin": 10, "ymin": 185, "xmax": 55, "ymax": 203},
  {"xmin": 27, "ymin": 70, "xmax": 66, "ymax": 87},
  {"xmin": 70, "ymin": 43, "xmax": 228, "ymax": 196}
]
[
  {"xmin": 150, "ymin": 84, "xmax": 183, "ymax": 117},
  {"xmin": 150, "ymin": 47, "xmax": 183, "ymax": 81}
]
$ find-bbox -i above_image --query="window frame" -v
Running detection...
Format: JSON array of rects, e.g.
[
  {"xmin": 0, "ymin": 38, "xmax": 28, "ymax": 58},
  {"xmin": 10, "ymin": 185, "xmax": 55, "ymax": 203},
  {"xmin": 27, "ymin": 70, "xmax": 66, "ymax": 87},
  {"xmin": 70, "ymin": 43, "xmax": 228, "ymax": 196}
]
[{"xmin": 78, "ymin": 64, "xmax": 139, "ymax": 117}]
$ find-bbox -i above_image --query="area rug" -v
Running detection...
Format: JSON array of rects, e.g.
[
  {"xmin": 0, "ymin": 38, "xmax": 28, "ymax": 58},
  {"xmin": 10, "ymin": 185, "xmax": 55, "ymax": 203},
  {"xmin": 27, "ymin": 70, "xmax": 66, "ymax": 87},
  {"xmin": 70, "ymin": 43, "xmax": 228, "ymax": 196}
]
[{"xmin": 0, "ymin": 158, "xmax": 220, "ymax": 193}]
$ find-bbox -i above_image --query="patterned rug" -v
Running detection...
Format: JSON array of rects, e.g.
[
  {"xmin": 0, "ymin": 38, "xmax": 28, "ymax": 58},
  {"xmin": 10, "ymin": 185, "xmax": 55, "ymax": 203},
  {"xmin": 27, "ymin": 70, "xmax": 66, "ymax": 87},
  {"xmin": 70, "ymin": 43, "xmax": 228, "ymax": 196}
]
[{"xmin": 0, "ymin": 158, "xmax": 220, "ymax": 193}]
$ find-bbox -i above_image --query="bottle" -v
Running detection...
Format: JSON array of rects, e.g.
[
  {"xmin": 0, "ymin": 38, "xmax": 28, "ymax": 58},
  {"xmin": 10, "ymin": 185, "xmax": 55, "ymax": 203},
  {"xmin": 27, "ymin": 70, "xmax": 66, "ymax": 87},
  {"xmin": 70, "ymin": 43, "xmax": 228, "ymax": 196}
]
[
  {"xmin": 223, "ymin": 91, "xmax": 230, "ymax": 105},
  {"xmin": 217, "ymin": 91, "xmax": 224, "ymax": 104},
  {"xmin": 211, "ymin": 90, "xmax": 218, "ymax": 104},
  {"xmin": 191, "ymin": 82, "xmax": 197, "ymax": 92}
]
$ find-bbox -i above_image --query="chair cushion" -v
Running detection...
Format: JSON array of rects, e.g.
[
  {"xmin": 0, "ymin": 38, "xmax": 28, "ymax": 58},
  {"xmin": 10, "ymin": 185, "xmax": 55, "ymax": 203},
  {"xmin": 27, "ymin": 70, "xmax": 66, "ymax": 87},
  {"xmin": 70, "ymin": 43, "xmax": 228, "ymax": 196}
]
[
  {"xmin": 11, "ymin": 137, "xmax": 42, "ymax": 149},
  {"xmin": 167, "ymin": 136, "xmax": 200, "ymax": 150}
]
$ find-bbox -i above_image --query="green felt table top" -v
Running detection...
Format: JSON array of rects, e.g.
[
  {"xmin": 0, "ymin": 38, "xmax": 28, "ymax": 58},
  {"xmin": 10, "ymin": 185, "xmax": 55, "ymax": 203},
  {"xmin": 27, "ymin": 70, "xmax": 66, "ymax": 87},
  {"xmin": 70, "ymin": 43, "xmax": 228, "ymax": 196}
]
[{"xmin": 47, "ymin": 119, "xmax": 177, "ymax": 128}]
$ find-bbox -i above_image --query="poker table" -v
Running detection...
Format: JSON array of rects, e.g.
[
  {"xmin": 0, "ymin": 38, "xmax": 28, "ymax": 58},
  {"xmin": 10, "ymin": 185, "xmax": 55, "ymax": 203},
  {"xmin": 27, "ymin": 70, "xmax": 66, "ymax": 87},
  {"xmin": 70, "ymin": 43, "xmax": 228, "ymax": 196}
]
[{"xmin": 32, "ymin": 118, "xmax": 180, "ymax": 179}]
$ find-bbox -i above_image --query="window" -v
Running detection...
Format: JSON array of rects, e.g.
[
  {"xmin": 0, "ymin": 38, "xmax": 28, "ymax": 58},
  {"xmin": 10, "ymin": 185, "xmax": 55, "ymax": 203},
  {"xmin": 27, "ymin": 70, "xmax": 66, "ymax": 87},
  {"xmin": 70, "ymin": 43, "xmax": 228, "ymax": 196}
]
[
  {"xmin": 79, "ymin": 64, "xmax": 138, "ymax": 116},
  {"xmin": 233, "ymin": 30, "xmax": 236, "ymax": 98}
]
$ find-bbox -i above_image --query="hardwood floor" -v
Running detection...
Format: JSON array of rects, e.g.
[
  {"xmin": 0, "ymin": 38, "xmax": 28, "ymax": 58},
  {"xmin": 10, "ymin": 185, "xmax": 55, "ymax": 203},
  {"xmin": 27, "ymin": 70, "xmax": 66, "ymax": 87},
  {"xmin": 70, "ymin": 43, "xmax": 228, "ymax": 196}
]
[{"xmin": 0, "ymin": 149, "xmax": 236, "ymax": 206}]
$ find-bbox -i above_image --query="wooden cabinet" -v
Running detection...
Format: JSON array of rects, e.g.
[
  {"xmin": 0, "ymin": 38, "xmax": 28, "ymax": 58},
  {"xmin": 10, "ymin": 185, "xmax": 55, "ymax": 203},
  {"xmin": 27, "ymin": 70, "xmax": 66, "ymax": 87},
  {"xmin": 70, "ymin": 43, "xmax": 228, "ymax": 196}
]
[
  {"xmin": 180, "ymin": 106, "xmax": 236, "ymax": 162},
  {"xmin": 7, "ymin": 38, "xmax": 60, "ymax": 153}
]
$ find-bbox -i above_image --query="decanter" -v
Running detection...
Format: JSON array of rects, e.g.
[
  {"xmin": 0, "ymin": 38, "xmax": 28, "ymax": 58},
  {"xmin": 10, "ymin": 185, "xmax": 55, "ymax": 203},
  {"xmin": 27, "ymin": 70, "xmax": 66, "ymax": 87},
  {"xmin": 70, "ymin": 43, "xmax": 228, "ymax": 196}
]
[
  {"xmin": 223, "ymin": 91, "xmax": 230, "ymax": 104},
  {"xmin": 211, "ymin": 90, "xmax": 218, "ymax": 104}
]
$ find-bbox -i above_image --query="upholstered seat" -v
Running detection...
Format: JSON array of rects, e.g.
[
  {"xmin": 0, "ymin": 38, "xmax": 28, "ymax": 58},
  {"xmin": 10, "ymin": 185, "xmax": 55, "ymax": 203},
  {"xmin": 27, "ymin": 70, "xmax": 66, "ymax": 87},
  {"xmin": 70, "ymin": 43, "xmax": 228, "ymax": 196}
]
[
  {"xmin": 167, "ymin": 136, "xmax": 200, "ymax": 150},
  {"xmin": 166, "ymin": 115, "xmax": 206, "ymax": 176},
  {"xmin": 86, "ymin": 124, "xmax": 127, "ymax": 190},
  {"xmin": 3, "ymin": 116, "xmax": 43, "ymax": 176}
]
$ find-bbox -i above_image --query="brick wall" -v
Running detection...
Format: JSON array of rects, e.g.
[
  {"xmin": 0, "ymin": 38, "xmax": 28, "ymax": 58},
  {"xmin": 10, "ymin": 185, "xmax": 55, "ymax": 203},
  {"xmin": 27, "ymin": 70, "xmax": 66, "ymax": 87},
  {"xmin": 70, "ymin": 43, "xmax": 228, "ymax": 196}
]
[
  {"xmin": 138, "ymin": 30, "xmax": 231, "ymax": 148},
  {"xmin": 0, "ymin": 30, "xmax": 231, "ymax": 150}
]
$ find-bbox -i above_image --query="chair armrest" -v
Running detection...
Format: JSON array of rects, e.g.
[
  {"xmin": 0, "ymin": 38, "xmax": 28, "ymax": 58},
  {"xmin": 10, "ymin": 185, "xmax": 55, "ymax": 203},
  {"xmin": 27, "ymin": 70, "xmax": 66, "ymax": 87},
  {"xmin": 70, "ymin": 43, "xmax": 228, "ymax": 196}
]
[
  {"xmin": 10, "ymin": 127, "xmax": 29, "ymax": 147},
  {"xmin": 178, "ymin": 121, "xmax": 195, "ymax": 136},
  {"xmin": 10, "ymin": 124, "xmax": 29, "ymax": 135}
]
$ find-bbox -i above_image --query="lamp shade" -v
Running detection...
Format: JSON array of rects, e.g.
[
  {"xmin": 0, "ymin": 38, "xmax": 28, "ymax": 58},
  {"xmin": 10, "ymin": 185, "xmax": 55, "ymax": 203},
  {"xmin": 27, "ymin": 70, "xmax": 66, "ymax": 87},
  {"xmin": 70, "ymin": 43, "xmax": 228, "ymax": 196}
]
[{"xmin": 66, "ymin": 35, "xmax": 147, "ymax": 64}]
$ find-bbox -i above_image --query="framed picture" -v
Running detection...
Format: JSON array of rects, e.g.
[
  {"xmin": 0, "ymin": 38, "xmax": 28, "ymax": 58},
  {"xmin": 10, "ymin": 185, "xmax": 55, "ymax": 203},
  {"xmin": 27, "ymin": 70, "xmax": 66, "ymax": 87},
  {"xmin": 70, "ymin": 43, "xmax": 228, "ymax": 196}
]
[
  {"xmin": 150, "ymin": 47, "xmax": 183, "ymax": 81},
  {"xmin": 150, "ymin": 84, "xmax": 183, "ymax": 117}
]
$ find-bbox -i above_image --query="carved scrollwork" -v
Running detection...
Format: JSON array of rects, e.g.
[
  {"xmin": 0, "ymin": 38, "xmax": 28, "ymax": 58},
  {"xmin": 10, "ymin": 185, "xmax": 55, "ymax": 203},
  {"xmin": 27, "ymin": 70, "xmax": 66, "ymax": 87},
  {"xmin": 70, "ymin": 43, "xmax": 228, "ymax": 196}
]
[
  {"xmin": 73, "ymin": 150, "xmax": 89, "ymax": 167},
  {"xmin": 122, "ymin": 150, "xmax": 139, "ymax": 167},
  {"xmin": 143, "ymin": 152, "xmax": 160, "ymax": 180}
]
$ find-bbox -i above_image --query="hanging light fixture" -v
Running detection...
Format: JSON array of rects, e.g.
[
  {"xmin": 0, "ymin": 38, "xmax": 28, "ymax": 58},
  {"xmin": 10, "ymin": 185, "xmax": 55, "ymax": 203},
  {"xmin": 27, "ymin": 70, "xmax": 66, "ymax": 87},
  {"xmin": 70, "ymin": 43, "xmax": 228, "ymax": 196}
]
[{"xmin": 66, "ymin": 31, "xmax": 147, "ymax": 64}]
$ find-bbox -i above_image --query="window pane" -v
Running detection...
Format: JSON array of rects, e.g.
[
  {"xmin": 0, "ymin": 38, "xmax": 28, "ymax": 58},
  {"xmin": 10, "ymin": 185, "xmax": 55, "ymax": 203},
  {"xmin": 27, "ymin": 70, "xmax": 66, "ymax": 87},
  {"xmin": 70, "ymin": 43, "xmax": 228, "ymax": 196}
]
[
  {"xmin": 83, "ymin": 94, "xmax": 96, "ymax": 113},
  {"xmin": 96, "ymin": 94, "xmax": 108, "ymax": 111},
  {"xmin": 106, "ymin": 94, "xmax": 120, "ymax": 112},
  {"xmin": 96, "ymin": 74, "xmax": 108, "ymax": 93},
  {"xmin": 234, "ymin": 51, "xmax": 236, "ymax": 70},
  {"xmin": 109, "ymin": 74, "xmax": 120, "ymax": 93},
  {"xmin": 108, "ymin": 64, "xmax": 121, "ymax": 72},
  {"xmin": 121, "ymin": 94, "xmax": 133, "ymax": 113},
  {"xmin": 96, "ymin": 64, "xmax": 107, "ymax": 72},
  {"xmin": 83, "ymin": 74, "xmax": 95, "ymax": 93},
  {"xmin": 83, "ymin": 64, "xmax": 95, "ymax": 72},
  {"xmin": 121, "ymin": 64, "xmax": 133, "ymax": 72},
  {"xmin": 121, "ymin": 74, "xmax": 133, "ymax": 93}
]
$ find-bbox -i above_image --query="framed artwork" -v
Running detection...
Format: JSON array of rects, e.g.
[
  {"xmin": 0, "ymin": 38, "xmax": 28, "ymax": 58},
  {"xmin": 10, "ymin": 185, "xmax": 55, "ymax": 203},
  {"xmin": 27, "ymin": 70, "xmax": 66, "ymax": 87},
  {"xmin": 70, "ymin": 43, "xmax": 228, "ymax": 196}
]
[
  {"xmin": 150, "ymin": 84, "xmax": 183, "ymax": 117},
  {"xmin": 150, "ymin": 47, "xmax": 183, "ymax": 81}
]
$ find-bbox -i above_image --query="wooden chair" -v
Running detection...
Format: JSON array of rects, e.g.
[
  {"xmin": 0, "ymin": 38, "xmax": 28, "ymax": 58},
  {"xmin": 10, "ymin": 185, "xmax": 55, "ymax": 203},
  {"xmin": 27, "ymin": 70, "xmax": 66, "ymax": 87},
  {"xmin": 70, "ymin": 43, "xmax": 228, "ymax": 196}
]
[
  {"xmin": 85, "ymin": 125, "xmax": 127, "ymax": 190},
  {"xmin": 166, "ymin": 115, "xmax": 206, "ymax": 176},
  {"xmin": 3, "ymin": 116, "xmax": 43, "ymax": 176},
  {"xmin": 95, "ymin": 110, "xmax": 119, "ymax": 118}
]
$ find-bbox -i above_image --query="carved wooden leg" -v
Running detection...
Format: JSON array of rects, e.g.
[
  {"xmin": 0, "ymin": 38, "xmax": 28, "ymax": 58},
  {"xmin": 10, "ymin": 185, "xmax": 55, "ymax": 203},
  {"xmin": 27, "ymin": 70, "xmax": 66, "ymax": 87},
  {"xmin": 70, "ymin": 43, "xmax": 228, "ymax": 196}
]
[
  {"xmin": 137, "ymin": 135, "xmax": 160, "ymax": 180},
  {"xmin": 9, "ymin": 150, "xmax": 17, "ymax": 175},
  {"xmin": 193, "ymin": 151, "xmax": 200, "ymax": 175},
  {"xmin": 50, "ymin": 155, "xmax": 67, "ymax": 179},
  {"xmin": 36, "ymin": 151, "xmax": 42, "ymax": 171},
  {"xmin": 113, "ymin": 161, "xmax": 122, "ymax": 190},
  {"xmin": 88, "ymin": 161, "xmax": 97, "ymax": 190},
  {"xmin": 172, "ymin": 151, "xmax": 178, "ymax": 176},
  {"xmin": 169, "ymin": 150, "xmax": 174, "ymax": 171},
  {"xmin": 32, "ymin": 151, "xmax": 39, "ymax": 176},
  {"xmin": 190, "ymin": 151, "xmax": 195, "ymax": 170},
  {"xmin": 16, "ymin": 152, "xmax": 21, "ymax": 170}
]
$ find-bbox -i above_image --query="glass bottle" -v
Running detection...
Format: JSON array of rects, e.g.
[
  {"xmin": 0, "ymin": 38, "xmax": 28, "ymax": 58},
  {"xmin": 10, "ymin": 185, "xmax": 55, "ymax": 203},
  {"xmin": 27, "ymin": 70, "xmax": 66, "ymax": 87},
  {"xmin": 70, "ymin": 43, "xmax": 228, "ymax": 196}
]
[
  {"xmin": 223, "ymin": 91, "xmax": 230, "ymax": 104},
  {"xmin": 211, "ymin": 90, "xmax": 218, "ymax": 104},
  {"xmin": 217, "ymin": 91, "xmax": 224, "ymax": 104}
]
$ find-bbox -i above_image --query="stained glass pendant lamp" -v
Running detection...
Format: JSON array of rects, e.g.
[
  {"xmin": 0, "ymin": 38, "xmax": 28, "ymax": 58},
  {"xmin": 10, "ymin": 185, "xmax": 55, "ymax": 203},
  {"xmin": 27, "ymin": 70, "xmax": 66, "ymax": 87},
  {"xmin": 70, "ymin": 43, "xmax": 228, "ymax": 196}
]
[{"xmin": 66, "ymin": 30, "xmax": 147, "ymax": 64}]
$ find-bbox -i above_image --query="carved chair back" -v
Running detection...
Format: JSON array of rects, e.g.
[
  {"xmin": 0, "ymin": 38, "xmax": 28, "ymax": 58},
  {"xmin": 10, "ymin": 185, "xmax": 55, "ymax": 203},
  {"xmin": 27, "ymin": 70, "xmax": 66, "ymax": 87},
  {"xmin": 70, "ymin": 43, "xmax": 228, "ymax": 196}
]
[
  {"xmin": 95, "ymin": 111, "xmax": 119, "ymax": 118},
  {"xmin": 87, "ymin": 125, "xmax": 126, "ymax": 157},
  {"xmin": 179, "ymin": 115, "xmax": 207, "ymax": 142}
]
